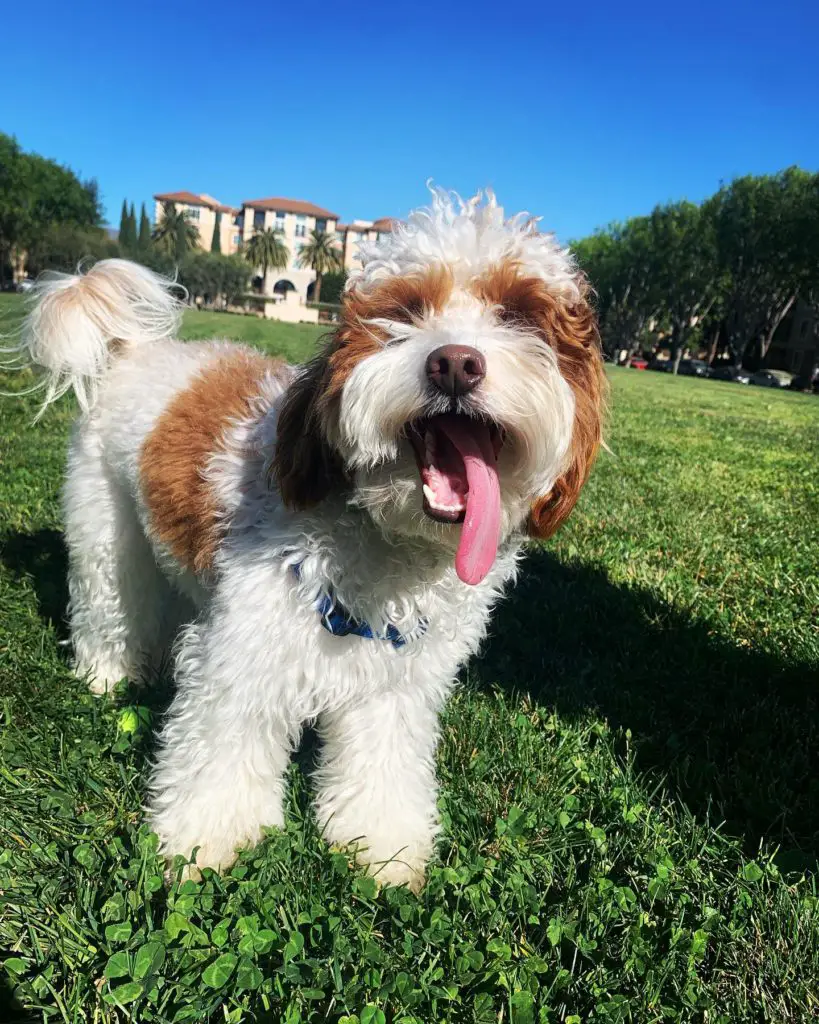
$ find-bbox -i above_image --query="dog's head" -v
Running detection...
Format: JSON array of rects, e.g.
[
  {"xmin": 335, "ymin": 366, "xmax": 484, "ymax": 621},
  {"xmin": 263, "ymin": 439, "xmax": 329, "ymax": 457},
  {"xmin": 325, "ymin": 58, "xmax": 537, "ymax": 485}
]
[{"xmin": 273, "ymin": 189, "xmax": 605, "ymax": 585}]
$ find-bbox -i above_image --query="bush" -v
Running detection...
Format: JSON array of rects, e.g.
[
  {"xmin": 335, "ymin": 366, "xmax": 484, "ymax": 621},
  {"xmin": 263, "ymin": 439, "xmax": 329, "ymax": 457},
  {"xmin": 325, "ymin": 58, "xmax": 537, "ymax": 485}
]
[
  {"xmin": 25, "ymin": 223, "xmax": 118, "ymax": 277},
  {"xmin": 318, "ymin": 270, "xmax": 347, "ymax": 305},
  {"xmin": 177, "ymin": 253, "xmax": 251, "ymax": 308}
]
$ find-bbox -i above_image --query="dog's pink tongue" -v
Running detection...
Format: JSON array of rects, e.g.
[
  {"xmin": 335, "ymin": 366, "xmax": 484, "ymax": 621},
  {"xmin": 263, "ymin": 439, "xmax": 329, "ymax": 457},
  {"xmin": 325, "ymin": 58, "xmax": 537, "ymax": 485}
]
[{"xmin": 437, "ymin": 417, "xmax": 501, "ymax": 586}]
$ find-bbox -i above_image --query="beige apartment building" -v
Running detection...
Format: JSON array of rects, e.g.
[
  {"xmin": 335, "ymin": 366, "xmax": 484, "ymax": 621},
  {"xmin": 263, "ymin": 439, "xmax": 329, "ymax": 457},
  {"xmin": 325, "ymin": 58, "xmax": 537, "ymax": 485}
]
[
  {"xmin": 239, "ymin": 197, "xmax": 340, "ymax": 308},
  {"xmin": 153, "ymin": 192, "xmax": 240, "ymax": 255},
  {"xmin": 153, "ymin": 189, "xmax": 396, "ymax": 321},
  {"xmin": 336, "ymin": 217, "xmax": 396, "ymax": 269}
]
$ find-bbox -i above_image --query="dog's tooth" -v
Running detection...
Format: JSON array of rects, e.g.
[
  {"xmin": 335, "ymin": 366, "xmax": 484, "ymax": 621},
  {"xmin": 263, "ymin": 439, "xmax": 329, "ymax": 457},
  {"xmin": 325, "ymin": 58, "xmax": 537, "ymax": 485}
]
[{"xmin": 423, "ymin": 484, "xmax": 436, "ymax": 504}]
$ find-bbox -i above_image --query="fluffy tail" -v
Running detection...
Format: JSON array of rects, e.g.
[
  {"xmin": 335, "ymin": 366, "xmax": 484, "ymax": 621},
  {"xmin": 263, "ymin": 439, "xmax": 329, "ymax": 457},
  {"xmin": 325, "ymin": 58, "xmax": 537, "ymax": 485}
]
[{"xmin": 20, "ymin": 259, "xmax": 182, "ymax": 417}]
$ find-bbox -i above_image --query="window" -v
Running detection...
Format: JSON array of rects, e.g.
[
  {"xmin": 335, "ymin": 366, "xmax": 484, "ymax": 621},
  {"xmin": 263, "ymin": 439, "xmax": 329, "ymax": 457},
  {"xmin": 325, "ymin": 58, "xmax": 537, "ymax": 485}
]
[
  {"xmin": 274, "ymin": 212, "xmax": 286, "ymax": 232},
  {"xmin": 253, "ymin": 210, "xmax": 265, "ymax": 230},
  {"xmin": 233, "ymin": 234, "xmax": 242, "ymax": 246},
  {"xmin": 186, "ymin": 207, "xmax": 200, "ymax": 221},
  {"xmin": 315, "ymin": 218, "xmax": 327, "ymax": 233}
]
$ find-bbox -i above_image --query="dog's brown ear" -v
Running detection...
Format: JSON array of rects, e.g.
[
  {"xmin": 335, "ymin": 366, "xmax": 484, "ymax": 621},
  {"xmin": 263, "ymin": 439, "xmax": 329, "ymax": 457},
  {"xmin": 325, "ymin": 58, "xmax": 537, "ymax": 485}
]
[
  {"xmin": 528, "ymin": 283, "xmax": 607, "ymax": 538},
  {"xmin": 272, "ymin": 349, "xmax": 346, "ymax": 508}
]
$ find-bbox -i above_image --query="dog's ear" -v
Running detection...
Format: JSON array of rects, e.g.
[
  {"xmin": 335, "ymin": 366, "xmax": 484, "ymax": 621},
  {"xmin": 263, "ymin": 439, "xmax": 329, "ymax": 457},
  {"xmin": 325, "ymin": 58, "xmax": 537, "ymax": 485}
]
[
  {"xmin": 272, "ymin": 348, "xmax": 346, "ymax": 508},
  {"xmin": 528, "ymin": 281, "xmax": 606, "ymax": 538}
]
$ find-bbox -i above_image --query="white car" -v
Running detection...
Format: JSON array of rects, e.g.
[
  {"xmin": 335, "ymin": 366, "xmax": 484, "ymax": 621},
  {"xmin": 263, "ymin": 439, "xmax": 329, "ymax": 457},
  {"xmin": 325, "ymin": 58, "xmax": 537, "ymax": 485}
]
[
  {"xmin": 750, "ymin": 369, "xmax": 793, "ymax": 389},
  {"xmin": 15, "ymin": 278, "xmax": 35, "ymax": 293}
]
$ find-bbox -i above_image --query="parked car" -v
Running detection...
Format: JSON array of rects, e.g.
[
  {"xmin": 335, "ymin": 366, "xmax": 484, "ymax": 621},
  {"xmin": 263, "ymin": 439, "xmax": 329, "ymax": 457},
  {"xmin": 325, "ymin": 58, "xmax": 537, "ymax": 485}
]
[
  {"xmin": 789, "ymin": 370, "xmax": 819, "ymax": 393},
  {"xmin": 677, "ymin": 359, "xmax": 710, "ymax": 377},
  {"xmin": 648, "ymin": 358, "xmax": 672, "ymax": 372},
  {"xmin": 628, "ymin": 355, "xmax": 649, "ymax": 370},
  {"xmin": 749, "ymin": 369, "xmax": 794, "ymax": 388},
  {"xmin": 710, "ymin": 365, "xmax": 751, "ymax": 385},
  {"xmin": 15, "ymin": 278, "xmax": 35, "ymax": 293}
]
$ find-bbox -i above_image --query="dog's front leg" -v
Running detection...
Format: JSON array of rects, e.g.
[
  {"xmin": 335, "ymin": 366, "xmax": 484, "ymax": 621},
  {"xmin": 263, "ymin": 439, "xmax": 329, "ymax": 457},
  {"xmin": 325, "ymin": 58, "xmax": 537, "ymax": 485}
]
[
  {"xmin": 146, "ymin": 614, "xmax": 297, "ymax": 879},
  {"xmin": 314, "ymin": 679, "xmax": 449, "ymax": 892}
]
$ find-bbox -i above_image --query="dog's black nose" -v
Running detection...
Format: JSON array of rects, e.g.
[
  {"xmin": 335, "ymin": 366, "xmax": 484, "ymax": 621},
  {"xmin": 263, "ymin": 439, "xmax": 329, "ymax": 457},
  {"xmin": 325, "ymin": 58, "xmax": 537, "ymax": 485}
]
[{"xmin": 426, "ymin": 344, "xmax": 486, "ymax": 397}]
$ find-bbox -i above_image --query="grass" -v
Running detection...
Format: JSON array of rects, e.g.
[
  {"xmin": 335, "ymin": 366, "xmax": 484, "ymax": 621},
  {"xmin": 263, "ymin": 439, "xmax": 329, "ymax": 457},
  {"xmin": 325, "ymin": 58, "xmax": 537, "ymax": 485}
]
[{"xmin": 1, "ymin": 292, "xmax": 818, "ymax": 1022}]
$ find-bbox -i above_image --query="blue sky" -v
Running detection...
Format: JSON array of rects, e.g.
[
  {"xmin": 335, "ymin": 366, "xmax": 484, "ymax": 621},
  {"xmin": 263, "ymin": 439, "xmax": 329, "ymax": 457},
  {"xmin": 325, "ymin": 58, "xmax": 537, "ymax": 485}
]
[{"xmin": 5, "ymin": 0, "xmax": 818, "ymax": 243}]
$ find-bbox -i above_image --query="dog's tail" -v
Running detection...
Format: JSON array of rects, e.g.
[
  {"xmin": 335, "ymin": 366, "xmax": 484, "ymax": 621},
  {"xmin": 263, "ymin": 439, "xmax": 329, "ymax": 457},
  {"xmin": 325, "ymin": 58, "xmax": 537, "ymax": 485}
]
[{"xmin": 19, "ymin": 258, "xmax": 182, "ymax": 418}]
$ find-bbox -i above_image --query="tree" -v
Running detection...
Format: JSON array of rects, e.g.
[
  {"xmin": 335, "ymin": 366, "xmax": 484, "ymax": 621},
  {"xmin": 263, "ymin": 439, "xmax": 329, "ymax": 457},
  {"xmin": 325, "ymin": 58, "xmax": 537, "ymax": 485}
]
[
  {"xmin": 118, "ymin": 200, "xmax": 131, "ymax": 249},
  {"xmin": 318, "ymin": 270, "xmax": 347, "ymax": 305},
  {"xmin": 297, "ymin": 229, "xmax": 343, "ymax": 304},
  {"xmin": 243, "ymin": 228, "xmax": 289, "ymax": 287},
  {"xmin": 127, "ymin": 203, "xmax": 137, "ymax": 251},
  {"xmin": 574, "ymin": 219, "xmax": 659, "ymax": 360},
  {"xmin": 178, "ymin": 252, "xmax": 250, "ymax": 308},
  {"xmin": 0, "ymin": 131, "xmax": 102, "ymax": 284},
  {"xmin": 152, "ymin": 201, "xmax": 199, "ymax": 261},
  {"xmin": 645, "ymin": 201, "xmax": 723, "ymax": 373},
  {"xmin": 26, "ymin": 223, "xmax": 116, "ymax": 277},
  {"xmin": 211, "ymin": 211, "xmax": 222, "ymax": 254},
  {"xmin": 137, "ymin": 204, "xmax": 152, "ymax": 251},
  {"xmin": 708, "ymin": 168, "xmax": 815, "ymax": 366}
]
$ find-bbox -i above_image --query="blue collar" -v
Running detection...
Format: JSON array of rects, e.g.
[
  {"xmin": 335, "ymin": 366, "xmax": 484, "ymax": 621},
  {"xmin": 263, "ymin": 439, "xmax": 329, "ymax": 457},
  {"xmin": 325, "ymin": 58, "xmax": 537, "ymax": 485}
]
[{"xmin": 291, "ymin": 564, "xmax": 426, "ymax": 649}]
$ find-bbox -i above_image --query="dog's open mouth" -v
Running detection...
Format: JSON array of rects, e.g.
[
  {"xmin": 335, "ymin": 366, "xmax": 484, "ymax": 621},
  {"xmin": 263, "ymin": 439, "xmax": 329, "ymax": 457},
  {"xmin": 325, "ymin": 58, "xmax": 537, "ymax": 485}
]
[{"xmin": 408, "ymin": 415, "xmax": 504, "ymax": 586}]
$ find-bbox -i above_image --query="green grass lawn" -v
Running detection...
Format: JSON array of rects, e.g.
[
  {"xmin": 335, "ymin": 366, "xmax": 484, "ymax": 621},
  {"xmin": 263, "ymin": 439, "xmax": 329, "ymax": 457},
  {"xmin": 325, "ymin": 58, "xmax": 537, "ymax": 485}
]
[{"xmin": 1, "ymin": 294, "xmax": 818, "ymax": 1022}]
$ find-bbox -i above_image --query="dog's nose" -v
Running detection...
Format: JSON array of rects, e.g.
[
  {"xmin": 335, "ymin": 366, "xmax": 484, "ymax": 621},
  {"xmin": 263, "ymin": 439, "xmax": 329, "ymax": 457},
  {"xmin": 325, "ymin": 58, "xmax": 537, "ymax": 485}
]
[{"xmin": 425, "ymin": 344, "xmax": 486, "ymax": 397}]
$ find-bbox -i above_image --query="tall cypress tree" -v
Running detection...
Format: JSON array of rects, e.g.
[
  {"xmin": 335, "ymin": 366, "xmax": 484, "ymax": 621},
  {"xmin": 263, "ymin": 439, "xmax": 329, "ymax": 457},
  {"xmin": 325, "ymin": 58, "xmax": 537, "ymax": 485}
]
[
  {"xmin": 210, "ymin": 211, "xmax": 222, "ymax": 253},
  {"xmin": 118, "ymin": 200, "xmax": 130, "ymax": 248},
  {"xmin": 138, "ymin": 204, "xmax": 152, "ymax": 250},
  {"xmin": 126, "ymin": 203, "xmax": 137, "ymax": 252}
]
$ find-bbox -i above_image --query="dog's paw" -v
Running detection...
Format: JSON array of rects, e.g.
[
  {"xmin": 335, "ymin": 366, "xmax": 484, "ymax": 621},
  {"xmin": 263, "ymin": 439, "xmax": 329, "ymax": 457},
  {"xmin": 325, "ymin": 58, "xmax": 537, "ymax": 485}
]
[
  {"xmin": 335, "ymin": 842, "xmax": 428, "ymax": 894},
  {"xmin": 163, "ymin": 843, "xmax": 239, "ymax": 886},
  {"xmin": 368, "ymin": 856, "xmax": 426, "ymax": 894}
]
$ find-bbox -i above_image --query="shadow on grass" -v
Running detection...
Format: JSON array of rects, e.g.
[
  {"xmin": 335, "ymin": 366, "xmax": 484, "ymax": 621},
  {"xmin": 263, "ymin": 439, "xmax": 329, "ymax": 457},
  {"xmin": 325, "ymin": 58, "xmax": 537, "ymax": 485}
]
[
  {"xmin": 3, "ymin": 528, "xmax": 818, "ymax": 866},
  {"xmin": 473, "ymin": 549, "xmax": 819, "ymax": 868},
  {"xmin": 0, "ymin": 528, "xmax": 70, "ymax": 643},
  {"xmin": 0, "ymin": 974, "xmax": 38, "ymax": 1024}
]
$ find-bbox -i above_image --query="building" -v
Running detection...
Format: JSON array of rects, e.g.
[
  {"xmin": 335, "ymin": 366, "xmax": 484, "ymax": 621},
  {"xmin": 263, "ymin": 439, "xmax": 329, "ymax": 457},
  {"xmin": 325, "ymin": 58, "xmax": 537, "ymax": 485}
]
[
  {"xmin": 238, "ymin": 197, "xmax": 339, "ymax": 313},
  {"xmin": 153, "ymin": 188, "xmax": 396, "ymax": 321},
  {"xmin": 153, "ymin": 192, "xmax": 240, "ymax": 254},
  {"xmin": 336, "ymin": 218, "xmax": 396, "ymax": 269}
]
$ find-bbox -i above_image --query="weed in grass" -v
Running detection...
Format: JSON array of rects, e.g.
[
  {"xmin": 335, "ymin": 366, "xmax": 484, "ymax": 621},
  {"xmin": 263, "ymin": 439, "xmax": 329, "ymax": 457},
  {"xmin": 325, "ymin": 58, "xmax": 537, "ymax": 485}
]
[{"xmin": 1, "ymin": 301, "xmax": 818, "ymax": 1021}]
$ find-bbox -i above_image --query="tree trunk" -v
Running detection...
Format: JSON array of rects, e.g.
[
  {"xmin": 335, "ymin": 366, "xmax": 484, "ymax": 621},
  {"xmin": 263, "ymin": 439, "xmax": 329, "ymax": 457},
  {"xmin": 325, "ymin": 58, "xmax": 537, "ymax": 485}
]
[
  {"xmin": 313, "ymin": 273, "xmax": 322, "ymax": 305},
  {"xmin": 671, "ymin": 326, "xmax": 684, "ymax": 374},
  {"xmin": 759, "ymin": 293, "xmax": 797, "ymax": 360},
  {"xmin": 706, "ymin": 326, "xmax": 721, "ymax": 366}
]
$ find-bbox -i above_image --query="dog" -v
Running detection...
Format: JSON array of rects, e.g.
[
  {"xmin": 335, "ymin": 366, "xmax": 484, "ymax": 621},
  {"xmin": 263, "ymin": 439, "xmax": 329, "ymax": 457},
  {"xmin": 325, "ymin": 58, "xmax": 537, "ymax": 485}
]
[{"xmin": 19, "ymin": 189, "xmax": 605, "ymax": 889}]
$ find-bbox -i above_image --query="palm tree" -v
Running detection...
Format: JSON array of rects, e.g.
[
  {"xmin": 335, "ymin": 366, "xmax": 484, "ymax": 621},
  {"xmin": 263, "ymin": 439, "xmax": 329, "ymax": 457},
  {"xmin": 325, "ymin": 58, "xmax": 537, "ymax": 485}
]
[
  {"xmin": 151, "ymin": 201, "xmax": 200, "ymax": 260},
  {"xmin": 297, "ymin": 230, "xmax": 343, "ymax": 304},
  {"xmin": 243, "ymin": 228, "xmax": 290, "ymax": 290}
]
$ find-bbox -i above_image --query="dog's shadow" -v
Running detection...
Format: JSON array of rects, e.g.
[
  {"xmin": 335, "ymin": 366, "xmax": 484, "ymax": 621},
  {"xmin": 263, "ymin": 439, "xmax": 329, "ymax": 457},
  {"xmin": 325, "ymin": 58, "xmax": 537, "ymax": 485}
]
[
  {"xmin": 473, "ymin": 549, "xmax": 819, "ymax": 868},
  {"xmin": 0, "ymin": 975, "xmax": 38, "ymax": 1024},
  {"xmin": 3, "ymin": 528, "xmax": 818, "ymax": 866},
  {"xmin": 1, "ymin": 528, "xmax": 71, "ymax": 642}
]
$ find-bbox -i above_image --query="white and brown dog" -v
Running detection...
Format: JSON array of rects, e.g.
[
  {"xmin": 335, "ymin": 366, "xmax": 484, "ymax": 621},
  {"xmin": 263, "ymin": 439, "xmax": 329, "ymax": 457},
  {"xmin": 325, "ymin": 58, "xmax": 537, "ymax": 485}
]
[{"xmin": 20, "ymin": 189, "xmax": 605, "ymax": 888}]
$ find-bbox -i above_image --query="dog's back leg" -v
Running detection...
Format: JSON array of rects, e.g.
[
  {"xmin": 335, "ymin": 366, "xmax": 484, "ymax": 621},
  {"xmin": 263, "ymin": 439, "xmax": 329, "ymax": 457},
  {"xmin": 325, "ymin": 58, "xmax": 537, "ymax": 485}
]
[{"xmin": 63, "ymin": 420, "xmax": 171, "ymax": 695}]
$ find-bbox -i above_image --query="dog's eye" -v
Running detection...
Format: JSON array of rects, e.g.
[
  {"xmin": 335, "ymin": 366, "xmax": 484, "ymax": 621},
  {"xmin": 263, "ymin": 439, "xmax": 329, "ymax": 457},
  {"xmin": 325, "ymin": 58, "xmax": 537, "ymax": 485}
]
[{"xmin": 376, "ymin": 294, "xmax": 426, "ymax": 324}]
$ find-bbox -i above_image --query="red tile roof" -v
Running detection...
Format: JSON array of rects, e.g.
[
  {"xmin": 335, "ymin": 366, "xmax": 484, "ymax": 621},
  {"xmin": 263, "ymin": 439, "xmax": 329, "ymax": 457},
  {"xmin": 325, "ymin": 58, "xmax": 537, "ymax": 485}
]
[
  {"xmin": 337, "ymin": 217, "xmax": 398, "ymax": 235},
  {"xmin": 154, "ymin": 191, "xmax": 237, "ymax": 214},
  {"xmin": 242, "ymin": 197, "xmax": 340, "ymax": 219}
]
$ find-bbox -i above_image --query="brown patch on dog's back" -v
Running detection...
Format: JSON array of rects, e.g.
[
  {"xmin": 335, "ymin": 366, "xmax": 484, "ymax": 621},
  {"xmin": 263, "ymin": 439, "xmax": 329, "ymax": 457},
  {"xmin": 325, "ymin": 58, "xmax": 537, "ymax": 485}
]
[{"xmin": 141, "ymin": 348, "xmax": 281, "ymax": 574}]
